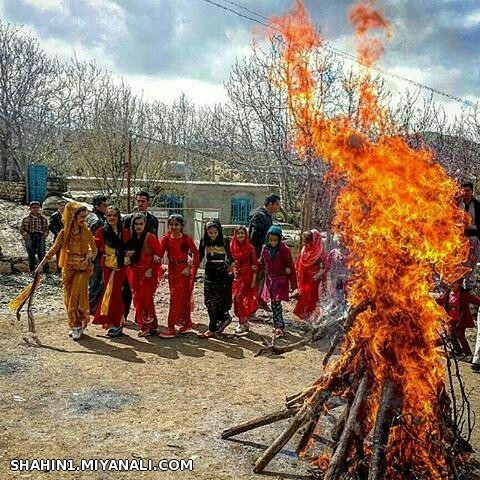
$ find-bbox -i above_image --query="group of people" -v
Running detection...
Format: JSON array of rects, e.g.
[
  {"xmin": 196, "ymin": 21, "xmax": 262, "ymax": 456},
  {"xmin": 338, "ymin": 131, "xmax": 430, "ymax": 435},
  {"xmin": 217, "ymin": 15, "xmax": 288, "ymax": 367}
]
[
  {"xmin": 440, "ymin": 182, "xmax": 480, "ymax": 374},
  {"xmin": 27, "ymin": 192, "xmax": 331, "ymax": 342},
  {"xmin": 17, "ymin": 184, "xmax": 480, "ymax": 373}
]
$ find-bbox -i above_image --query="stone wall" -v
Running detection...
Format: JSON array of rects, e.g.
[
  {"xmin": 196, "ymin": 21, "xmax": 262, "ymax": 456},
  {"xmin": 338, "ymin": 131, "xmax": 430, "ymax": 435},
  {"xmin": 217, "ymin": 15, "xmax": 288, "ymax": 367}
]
[
  {"xmin": 0, "ymin": 177, "xmax": 67, "ymax": 204},
  {"xmin": 0, "ymin": 181, "xmax": 26, "ymax": 203}
]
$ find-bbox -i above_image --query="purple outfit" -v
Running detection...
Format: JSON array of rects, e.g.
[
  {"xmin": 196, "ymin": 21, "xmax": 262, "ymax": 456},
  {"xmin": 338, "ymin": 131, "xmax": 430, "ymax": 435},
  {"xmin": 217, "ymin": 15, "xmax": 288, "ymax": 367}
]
[{"xmin": 260, "ymin": 243, "xmax": 297, "ymax": 302}]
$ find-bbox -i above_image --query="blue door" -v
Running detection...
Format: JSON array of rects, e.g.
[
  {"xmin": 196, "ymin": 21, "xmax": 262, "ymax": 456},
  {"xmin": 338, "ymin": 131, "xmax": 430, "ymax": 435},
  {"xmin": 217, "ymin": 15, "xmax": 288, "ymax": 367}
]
[{"xmin": 28, "ymin": 164, "xmax": 48, "ymax": 203}]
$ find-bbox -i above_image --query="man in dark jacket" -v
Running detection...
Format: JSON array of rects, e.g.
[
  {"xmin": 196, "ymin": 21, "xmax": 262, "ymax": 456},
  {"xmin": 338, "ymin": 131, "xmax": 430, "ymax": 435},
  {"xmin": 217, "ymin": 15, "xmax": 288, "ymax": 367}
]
[
  {"xmin": 87, "ymin": 195, "xmax": 108, "ymax": 314},
  {"xmin": 248, "ymin": 194, "xmax": 281, "ymax": 313},
  {"xmin": 459, "ymin": 182, "xmax": 480, "ymax": 292},
  {"xmin": 248, "ymin": 194, "xmax": 281, "ymax": 257},
  {"xmin": 48, "ymin": 200, "xmax": 66, "ymax": 239},
  {"xmin": 48, "ymin": 199, "xmax": 66, "ymax": 273},
  {"xmin": 123, "ymin": 191, "xmax": 159, "ymax": 234}
]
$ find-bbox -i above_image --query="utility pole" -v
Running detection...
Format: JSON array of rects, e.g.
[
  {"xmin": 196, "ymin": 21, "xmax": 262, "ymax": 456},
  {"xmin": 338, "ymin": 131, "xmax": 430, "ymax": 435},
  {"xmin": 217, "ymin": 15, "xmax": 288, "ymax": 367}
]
[{"xmin": 126, "ymin": 134, "xmax": 132, "ymax": 213}]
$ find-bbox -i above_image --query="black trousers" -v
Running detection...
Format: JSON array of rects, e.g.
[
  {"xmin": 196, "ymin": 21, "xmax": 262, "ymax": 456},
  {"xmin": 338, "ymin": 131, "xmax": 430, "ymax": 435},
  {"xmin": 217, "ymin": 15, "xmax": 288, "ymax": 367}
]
[
  {"xmin": 204, "ymin": 264, "xmax": 233, "ymax": 332},
  {"xmin": 271, "ymin": 301, "xmax": 285, "ymax": 329},
  {"xmin": 25, "ymin": 233, "xmax": 49, "ymax": 273},
  {"xmin": 88, "ymin": 260, "xmax": 103, "ymax": 315}
]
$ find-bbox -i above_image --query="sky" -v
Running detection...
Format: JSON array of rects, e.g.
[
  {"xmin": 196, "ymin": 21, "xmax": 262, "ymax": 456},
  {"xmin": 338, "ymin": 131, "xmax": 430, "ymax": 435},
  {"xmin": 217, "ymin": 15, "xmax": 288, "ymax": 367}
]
[{"xmin": 0, "ymin": 0, "xmax": 478, "ymax": 111}]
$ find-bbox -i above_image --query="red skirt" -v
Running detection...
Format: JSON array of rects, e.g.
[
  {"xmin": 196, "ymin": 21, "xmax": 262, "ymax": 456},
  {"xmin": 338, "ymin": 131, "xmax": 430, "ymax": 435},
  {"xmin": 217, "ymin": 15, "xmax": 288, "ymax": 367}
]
[
  {"xmin": 294, "ymin": 265, "xmax": 322, "ymax": 320},
  {"xmin": 233, "ymin": 271, "xmax": 258, "ymax": 322},
  {"xmin": 92, "ymin": 266, "xmax": 127, "ymax": 328},
  {"xmin": 167, "ymin": 265, "xmax": 195, "ymax": 330},
  {"xmin": 127, "ymin": 266, "xmax": 159, "ymax": 332}
]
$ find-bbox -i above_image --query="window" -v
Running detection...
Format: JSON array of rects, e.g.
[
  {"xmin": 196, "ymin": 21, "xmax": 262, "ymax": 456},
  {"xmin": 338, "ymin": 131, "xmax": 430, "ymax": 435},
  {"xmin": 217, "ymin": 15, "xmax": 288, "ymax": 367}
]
[
  {"xmin": 231, "ymin": 197, "xmax": 252, "ymax": 224},
  {"xmin": 159, "ymin": 194, "xmax": 184, "ymax": 215}
]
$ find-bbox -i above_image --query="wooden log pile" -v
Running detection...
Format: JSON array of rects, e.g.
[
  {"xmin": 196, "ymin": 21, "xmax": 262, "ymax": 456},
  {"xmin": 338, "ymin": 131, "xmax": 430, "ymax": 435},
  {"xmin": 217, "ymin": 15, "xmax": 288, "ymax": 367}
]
[{"xmin": 222, "ymin": 303, "xmax": 479, "ymax": 479}]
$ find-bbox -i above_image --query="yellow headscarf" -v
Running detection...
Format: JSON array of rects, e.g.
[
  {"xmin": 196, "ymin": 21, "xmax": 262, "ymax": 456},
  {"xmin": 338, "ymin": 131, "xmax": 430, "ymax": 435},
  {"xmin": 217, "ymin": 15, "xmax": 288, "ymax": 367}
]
[{"xmin": 58, "ymin": 201, "xmax": 94, "ymax": 269}]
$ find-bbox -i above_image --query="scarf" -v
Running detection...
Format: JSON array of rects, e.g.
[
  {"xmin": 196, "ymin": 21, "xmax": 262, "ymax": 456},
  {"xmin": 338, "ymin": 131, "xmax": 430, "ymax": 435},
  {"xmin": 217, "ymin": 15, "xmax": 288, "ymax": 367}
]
[
  {"xmin": 231, "ymin": 226, "xmax": 254, "ymax": 262},
  {"xmin": 59, "ymin": 201, "xmax": 92, "ymax": 269},
  {"xmin": 265, "ymin": 225, "xmax": 282, "ymax": 259},
  {"xmin": 103, "ymin": 222, "xmax": 126, "ymax": 268},
  {"xmin": 299, "ymin": 229, "xmax": 325, "ymax": 268}
]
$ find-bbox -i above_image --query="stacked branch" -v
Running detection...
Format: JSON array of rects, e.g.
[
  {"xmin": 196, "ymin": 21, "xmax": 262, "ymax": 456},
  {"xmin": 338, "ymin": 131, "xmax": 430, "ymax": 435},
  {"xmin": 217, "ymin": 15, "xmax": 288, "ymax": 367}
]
[{"xmin": 221, "ymin": 302, "xmax": 477, "ymax": 479}]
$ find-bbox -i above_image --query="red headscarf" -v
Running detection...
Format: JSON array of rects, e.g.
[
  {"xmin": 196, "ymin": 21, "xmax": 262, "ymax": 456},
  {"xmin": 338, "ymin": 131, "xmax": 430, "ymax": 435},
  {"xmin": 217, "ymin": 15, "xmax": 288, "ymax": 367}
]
[
  {"xmin": 299, "ymin": 229, "xmax": 327, "ymax": 268},
  {"xmin": 231, "ymin": 226, "xmax": 255, "ymax": 261}
]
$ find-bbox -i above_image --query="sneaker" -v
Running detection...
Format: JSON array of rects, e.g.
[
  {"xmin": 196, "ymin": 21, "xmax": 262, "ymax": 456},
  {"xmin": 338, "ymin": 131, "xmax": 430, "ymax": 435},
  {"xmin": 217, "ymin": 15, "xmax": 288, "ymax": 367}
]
[
  {"xmin": 158, "ymin": 329, "xmax": 176, "ymax": 339},
  {"xmin": 471, "ymin": 363, "xmax": 480, "ymax": 373},
  {"xmin": 198, "ymin": 331, "xmax": 216, "ymax": 339},
  {"xmin": 177, "ymin": 326, "xmax": 194, "ymax": 335},
  {"xmin": 68, "ymin": 330, "xmax": 73, "ymax": 337},
  {"xmin": 71, "ymin": 327, "xmax": 83, "ymax": 341},
  {"xmin": 107, "ymin": 327, "xmax": 123, "ymax": 338},
  {"xmin": 463, "ymin": 355, "xmax": 473, "ymax": 363},
  {"xmin": 274, "ymin": 328, "xmax": 285, "ymax": 337},
  {"xmin": 235, "ymin": 323, "xmax": 250, "ymax": 336},
  {"xmin": 217, "ymin": 317, "xmax": 232, "ymax": 334}
]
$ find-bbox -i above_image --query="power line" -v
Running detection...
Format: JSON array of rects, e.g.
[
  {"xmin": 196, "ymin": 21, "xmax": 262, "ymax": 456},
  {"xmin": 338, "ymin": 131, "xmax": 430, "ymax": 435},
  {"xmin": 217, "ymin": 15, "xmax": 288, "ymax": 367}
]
[
  {"xmin": 198, "ymin": 0, "xmax": 474, "ymax": 107},
  {"xmin": 198, "ymin": 0, "xmax": 271, "ymax": 28}
]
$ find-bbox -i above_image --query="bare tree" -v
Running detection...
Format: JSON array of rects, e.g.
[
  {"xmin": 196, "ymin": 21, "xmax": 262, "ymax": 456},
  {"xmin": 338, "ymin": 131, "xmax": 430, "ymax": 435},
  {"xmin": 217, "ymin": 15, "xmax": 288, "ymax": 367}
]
[{"xmin": 0, "ymin": 20, "xmax": 69, "ymax": 181}]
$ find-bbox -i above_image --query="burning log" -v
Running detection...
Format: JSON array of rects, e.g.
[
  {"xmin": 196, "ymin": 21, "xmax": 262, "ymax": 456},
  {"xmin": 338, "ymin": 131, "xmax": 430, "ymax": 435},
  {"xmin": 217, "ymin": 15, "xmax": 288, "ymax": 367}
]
[
  {"xmin": 296, "ymin": 414, "xmax": 320, "ymax": 455},
  {"xmin": 368, "ymin": 379, "xmax": 397, "ymax": 480},
  {"xmin": 324, "ymin": 375, "xmax": 368, "ymax": 480},
  {"xmin": 253, "ymin": 388, "xmax": 332, "ymax": 473}
]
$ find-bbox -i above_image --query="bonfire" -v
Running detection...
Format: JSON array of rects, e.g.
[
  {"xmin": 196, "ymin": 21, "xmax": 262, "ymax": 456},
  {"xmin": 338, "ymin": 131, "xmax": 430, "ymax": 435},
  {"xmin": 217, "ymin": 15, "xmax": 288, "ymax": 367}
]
[{"xmin": 223, "ymin": 1, "xmax": 478, "ymax": 479}]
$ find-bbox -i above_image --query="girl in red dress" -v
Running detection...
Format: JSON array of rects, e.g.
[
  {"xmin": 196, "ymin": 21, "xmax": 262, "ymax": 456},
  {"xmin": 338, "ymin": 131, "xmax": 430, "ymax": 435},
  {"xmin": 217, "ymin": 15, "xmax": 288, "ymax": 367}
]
[
  {"xmin": 126, "ymin": 213, "xmax": 162, "ymax": 337},
  {"xmin": 231, "ymin": 226, "xmax": 258, "ymax": 335},
  {"xmin": 294, "ymin": 229, "xmax": 329, "ymax": 321},
  {"xmin": 437, "ymin": 279, "xmax": 480, "ymax": 361},
  {"xmin": 92, "ymin": 206, "xmax": 131, "ymax": 337},
  {"xmin": 157, "ymin": 214, "xmax": 200, "ymax": 339}
]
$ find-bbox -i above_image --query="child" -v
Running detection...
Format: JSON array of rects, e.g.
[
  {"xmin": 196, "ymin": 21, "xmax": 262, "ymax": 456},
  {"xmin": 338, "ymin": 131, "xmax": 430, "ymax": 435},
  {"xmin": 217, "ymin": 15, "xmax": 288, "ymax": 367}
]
[
  {"xmin": 92, "ymin": 206, "xmax": 131, "ymax": 338},
  {"xmin": 294, "ymin": 229, "xmax": 329, "ymax": 321},
  {"xmin": 157, "ymin": 214, "xmax": 200, "ymax": 339},
  {"xmin": 34, "ymin": 202, "xmax": 97, "ymax": 340},
  {"xmin": 437, "ymin": 279, "xmax": 480, "ymax": 361},
  {"xmin": 230, "ymin": 226, "xmax": 258, "ymax": 335},
  {"xmin": 199, "ymin": 220, "xmax": 234, "ymax": 338},
  {"xmin": 125, "ymin": 213, "xmax": 162, "ymax": 337},
  {"xmin": 260, "ymin": 225, "xmax": 297, "ymax": 337}
]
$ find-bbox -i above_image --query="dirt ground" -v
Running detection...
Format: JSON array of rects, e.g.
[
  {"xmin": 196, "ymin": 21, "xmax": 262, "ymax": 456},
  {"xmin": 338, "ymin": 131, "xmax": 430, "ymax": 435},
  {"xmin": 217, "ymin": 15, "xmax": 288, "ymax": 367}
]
[{"xmin": 0, "ymin": 274, "xmax": 479, "ymax": 480}]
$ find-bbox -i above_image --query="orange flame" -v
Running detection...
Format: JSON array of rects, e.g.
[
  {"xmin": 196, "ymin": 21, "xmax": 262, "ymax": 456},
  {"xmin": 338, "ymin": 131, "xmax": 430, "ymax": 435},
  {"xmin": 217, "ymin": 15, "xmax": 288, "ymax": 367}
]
[{"xmin": 268, "ymin": 1, "xmax": 469, "ymax": 478}]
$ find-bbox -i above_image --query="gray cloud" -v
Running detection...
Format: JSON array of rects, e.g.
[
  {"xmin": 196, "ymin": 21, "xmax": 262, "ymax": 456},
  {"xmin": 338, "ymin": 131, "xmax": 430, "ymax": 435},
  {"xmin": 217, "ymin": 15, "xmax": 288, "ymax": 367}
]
[{"xmin": 1, "ymin": 0, "xmax": 478, "ymax": 100}]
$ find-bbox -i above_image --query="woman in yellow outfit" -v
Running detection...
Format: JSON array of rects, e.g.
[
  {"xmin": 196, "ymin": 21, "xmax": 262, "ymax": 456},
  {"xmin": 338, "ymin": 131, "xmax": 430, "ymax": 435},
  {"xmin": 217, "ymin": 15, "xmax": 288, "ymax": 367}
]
[{"xmin": 36, "ymin": 201, "xmax": 97, "ymax": 340}]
